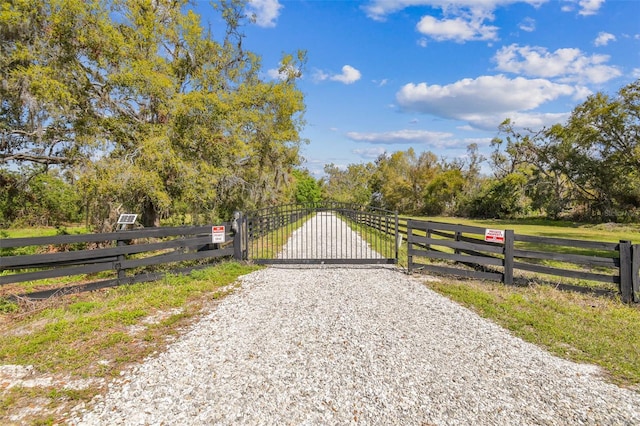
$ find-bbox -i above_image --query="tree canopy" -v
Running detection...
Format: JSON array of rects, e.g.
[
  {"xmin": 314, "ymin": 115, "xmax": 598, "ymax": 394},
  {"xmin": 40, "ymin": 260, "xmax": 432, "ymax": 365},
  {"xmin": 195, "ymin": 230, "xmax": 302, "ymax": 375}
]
[{"xmin": 1, "ymin": 0, "xmax": 306, "ymax": 228}]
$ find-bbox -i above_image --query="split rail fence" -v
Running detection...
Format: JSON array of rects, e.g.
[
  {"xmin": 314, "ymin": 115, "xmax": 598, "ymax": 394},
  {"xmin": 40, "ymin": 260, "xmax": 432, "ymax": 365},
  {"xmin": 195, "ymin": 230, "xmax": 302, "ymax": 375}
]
[
  {"xmin": 1, "ymin": 223, "xmax": 242, "ymax": 300},
  {"xmin": 403, "ymin": 219, "xmax": 639, "ymax": 303}
]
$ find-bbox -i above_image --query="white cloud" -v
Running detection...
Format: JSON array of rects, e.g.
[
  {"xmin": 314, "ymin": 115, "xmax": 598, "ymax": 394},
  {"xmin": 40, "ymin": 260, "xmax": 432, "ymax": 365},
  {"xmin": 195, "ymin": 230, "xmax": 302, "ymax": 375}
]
[
  {"xmin": 416, "ymin": 15, "xmax": 498, "ymax": 42},
  {"xmin": 395, "ymin": 75, "xmax": 584, "ymax": 130},
  {"xmin": 518, "ymin": 17, "xmax": 536, "ymax": 32},
  {"xmin": 332, "ymin": 65, "xmax": 362, "ymax": 84},
  {"xmin": 346, "ymin": 129, "xmax": 455, "ymax": 146},
  {"xmin": 633, "ymin": 68, "xmax": 640, "ymax": 79},
  {"xmin": 577, "ymin": 0, "xmax": 605, "ymax": 16},
  {"xmin": 594, "ymin": 31, "xmax": 616, "ymax": 46},
  {"xmin": 397, "ymin": 75, "xmax": 575, "ymax": 115},
  {"xmin": 246, "ymin": 0, "xmax": 283, "ymax": 28},
  {"xmin": 267, "ymin": 68, "xmax": 282, "ymax": 79},
  {"xmin": 318, "ymin": 65, "xmax": 361, "ymax": 84},
  {"xmin": 493, "ymin": 44, "xmax": 622, "ymax": 83},
  {"xmin": 312, "ymin": 69, "xmax": 330, "ymax": 82},
  {"xmin": 560, "ymin": 0, "xmax": 605, "ymax": 16}
]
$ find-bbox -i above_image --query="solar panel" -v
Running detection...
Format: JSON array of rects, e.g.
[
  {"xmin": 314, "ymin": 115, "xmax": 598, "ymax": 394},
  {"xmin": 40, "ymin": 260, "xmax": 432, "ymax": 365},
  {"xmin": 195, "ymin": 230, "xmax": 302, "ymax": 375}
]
[{"xmin": 117, "ymin": 214, "xmax": 138, "ymax": 225}]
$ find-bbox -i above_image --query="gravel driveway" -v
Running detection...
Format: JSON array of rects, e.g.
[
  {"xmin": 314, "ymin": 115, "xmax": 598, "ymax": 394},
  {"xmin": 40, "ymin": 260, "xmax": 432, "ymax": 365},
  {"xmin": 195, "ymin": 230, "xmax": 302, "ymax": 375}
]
[{"xmin": 71, "ymin": 214, "xmax": 640, "ymax": 425}]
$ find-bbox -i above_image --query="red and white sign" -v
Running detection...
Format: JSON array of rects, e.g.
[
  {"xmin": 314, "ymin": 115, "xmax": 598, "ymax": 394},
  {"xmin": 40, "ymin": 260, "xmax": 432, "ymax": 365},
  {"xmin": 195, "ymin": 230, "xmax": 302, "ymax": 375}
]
[
  {"xmin": 484, "ymin": 229, "xmax": 505, "ymax": 244},
  {"xmin": 212, "ymin": 225, "xmax": 226, "ymax": 243}
]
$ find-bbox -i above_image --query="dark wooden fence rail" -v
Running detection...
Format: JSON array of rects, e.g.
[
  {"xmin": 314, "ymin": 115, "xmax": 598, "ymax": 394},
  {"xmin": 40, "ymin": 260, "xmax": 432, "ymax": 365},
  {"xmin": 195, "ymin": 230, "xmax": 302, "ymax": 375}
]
[
  {"xmin": 1, "ymin": 223, "xmax": 240, "ymax": 300},
  {"xmin": 406, "ymin": 219, "xmax": 639, "ymax": 303}
]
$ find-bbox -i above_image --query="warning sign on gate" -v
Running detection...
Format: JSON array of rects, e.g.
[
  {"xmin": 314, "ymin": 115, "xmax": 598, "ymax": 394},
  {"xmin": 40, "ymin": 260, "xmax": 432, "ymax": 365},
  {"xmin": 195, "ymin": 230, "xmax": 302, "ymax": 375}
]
[
  {"xmin": 484, "ymin": 228, "xmax": 505, "ymax": 244},
  {"xmin": 212, "ymin": 226, "xmax": 226, "ymax": 243}
]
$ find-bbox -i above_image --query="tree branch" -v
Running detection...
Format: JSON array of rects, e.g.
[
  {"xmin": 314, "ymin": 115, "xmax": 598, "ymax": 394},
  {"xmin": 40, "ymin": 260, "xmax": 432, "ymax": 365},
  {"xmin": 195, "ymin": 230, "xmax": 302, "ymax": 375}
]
[{"xmin": 0, "ymin": 153, "xmax": 73, "ymax": 165}]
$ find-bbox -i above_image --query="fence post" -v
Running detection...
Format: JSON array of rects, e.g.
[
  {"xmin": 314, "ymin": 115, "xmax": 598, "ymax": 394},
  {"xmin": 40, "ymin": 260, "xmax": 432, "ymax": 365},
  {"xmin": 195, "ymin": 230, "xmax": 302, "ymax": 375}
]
[
  {"xmin": 115, "ymin": 233, "xmax": 127, "ymax": 282},
  {"xmin": 619, "ymin": 240, "xmax": 632, "ymax": 303},
  {"xmin": 233, "ymin": 211, "xmax": 244, "ymax": 261},
  {"xmin": 503, "ymin": 230, "xmax": 514, "ymax": 285},
  {"xmin": 454, "ymin": 230, "xmax": 461, "ymax": 255},
  {"xmin": 633, "ymin": 244, "xmax": 639, "ymax": 303}
]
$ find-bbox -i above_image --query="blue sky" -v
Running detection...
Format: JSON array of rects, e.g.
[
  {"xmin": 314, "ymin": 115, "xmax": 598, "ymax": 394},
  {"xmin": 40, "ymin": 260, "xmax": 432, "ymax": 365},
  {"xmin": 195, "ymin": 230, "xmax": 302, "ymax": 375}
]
[{"xmin": 197, "ymin": 0, "xmax": 640, "ymax": 176}]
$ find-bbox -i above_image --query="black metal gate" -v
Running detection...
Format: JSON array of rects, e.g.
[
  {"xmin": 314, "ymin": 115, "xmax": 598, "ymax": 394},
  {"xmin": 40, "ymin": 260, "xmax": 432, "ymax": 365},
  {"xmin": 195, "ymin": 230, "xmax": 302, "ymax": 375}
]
[{"xmin": 245, "ymin": 202, "xmax": 399, "ymax": 265}]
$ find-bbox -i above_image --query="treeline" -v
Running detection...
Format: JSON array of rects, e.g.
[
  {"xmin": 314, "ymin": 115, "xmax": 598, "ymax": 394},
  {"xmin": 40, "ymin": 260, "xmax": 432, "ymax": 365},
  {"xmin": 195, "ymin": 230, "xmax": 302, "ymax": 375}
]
[
  {"xmin": 322, "ymin": 80, "xmax": 640, "ymax": 222},
  {"xmin": 1, "ymin": 0, "xmax": 306, "ymax": 230}
]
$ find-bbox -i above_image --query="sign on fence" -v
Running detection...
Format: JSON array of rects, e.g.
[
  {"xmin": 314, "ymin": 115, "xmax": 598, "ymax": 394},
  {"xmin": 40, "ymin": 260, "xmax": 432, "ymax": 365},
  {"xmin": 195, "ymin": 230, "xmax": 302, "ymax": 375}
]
[
  {"xmin": 484, "ymin": 229, "xmax": 505, "ymax": 243},
  {"xmin": 212, "ymin": 226, "xmax": 226, "ymax": 243}
]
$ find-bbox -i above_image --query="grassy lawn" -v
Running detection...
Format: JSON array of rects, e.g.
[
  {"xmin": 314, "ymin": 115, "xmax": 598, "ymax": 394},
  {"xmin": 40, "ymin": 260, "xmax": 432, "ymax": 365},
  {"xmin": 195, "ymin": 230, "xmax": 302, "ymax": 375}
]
[{"xmin": 0, "ymin": 261, "xmax": 261, "ymax": 425}]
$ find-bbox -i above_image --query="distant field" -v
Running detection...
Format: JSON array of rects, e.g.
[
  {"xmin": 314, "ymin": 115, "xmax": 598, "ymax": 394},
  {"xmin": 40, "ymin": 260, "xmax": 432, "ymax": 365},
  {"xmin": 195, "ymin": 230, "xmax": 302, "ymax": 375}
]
[
  {"xmin": 2, "ymin": 226, "xmax": 89, "ymax": 239},
  {"xmin": 410, "ymin": 216, "xmax": 640, "ymax": 244}
]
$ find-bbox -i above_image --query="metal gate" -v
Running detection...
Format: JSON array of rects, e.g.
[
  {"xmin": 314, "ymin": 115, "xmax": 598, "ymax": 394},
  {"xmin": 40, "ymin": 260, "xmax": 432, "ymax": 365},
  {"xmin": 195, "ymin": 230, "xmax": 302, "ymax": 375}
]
[{"xmin": 245, "ymin": 202, "xmax": 399, "ymax": 265}]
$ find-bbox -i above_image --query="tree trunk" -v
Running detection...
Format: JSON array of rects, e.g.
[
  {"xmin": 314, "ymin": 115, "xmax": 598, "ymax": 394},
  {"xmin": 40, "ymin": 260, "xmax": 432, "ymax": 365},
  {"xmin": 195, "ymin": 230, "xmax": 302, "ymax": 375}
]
[{"xmin": 142, "ymin": 199, "xmax": 160, "ymax": 227}]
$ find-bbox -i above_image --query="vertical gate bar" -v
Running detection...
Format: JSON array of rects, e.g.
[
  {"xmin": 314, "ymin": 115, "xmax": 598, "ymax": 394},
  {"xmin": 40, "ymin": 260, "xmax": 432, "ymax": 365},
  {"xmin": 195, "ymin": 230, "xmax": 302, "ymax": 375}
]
[
  {"xmin": 407, "ymin": 223, "xmax": 413, "ymax": 272},
  {"xmin": 288, "ymin": 204, "xmax": 292, "ymax": 260},
  {"xmin": 354, "ymin": 211, "xmax": 358, "ymax": 259},
  {"xmin": 376, "ymin": 213, "xmax": 380, "ymax": 259},
  {"xmin": 369, "ymin": 212, "xmax": 373, "ymax": 259},
  {"xmin": 281, "ymin": 205, "xmax": 284, "ymax": 260},
  {"xmin": 393, "ymin": 210, "xmax": 400, "ymax": 264},
  {"xmin": 308, "ymin": 206, "xmax": 311, "ymax": 259},
  {"xmin": 336, "ymin": 207, "xmax": 339, "ymax": 259},
  {"xmin": 370, "ymin": 212, "xmax": 373, "ymax": 259}
]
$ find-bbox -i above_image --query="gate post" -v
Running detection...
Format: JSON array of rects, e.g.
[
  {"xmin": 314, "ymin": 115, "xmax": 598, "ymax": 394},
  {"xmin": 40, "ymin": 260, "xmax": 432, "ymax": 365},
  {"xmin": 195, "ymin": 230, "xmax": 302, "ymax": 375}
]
[
  {"xmin": 232, "ymin": 211, "xmax": 244, "ymax": 261},
  {"xmin": 633, "ymin": 244, "xmax": 639, "ymax": 303}
]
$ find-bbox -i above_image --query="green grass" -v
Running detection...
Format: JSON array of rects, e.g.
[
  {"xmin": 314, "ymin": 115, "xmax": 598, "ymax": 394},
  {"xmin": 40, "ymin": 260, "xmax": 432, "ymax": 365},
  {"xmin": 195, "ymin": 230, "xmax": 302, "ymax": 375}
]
[
  {"xmin": 419, "ymin": 216, "xmax": 640, "ymax": 244},
  {"xmin": 2, "ymin": 226, "xmax": 90, "ymax": 239},
  {"xmin": 424, "ymin": 277, "xmax": 640, "ymax": 389},
  {"xmin": 0, "ymin": 261, "xmax": 261, "ymax": 425},
  {"xmin": 249, "ymin": 214, "xmax": 312, "ymax": 260}
]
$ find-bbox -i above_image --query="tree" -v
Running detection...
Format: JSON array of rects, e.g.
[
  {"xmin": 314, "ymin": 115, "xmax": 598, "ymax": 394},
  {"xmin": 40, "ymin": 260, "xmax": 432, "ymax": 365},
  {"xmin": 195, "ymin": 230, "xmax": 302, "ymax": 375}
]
[
  {"xmin": 489, "ymin": 119, "xmax": 573, "ymax": 219},
  {"xmin": 322, "ymin": 162, "xmax": 375, "ymax": 205},
  {"xmin": 545, "ymin": 80, "xmax": 640, "ymax": 221},
  {"xmin": 423, "ymin": 169, "xmax": 465, "ymax": 216},
  {"xmin": 2, "ymin": 1, "xmax": 307, "ymax": 228},
  {"xmin": 466, "ymin": 173, "xmax": 530, "ymax": 219},
  {"xmin": 373, "ymin": 149, "xmax": 439, "ymax": 214},
  {"xmin": 490, "ymin": 80, "xmax": 640, "ymax": 221},
  {"xmin": 292, "ymin": 169, "xmax": 321, "ymax": 204},
  {"xmin": 0, "ymin": 0, "xmax": 118, "ymax": 167}
]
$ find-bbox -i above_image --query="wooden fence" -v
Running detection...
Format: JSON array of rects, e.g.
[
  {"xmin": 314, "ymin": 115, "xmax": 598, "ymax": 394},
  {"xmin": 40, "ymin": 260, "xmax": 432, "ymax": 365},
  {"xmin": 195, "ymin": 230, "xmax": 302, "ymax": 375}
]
[
  {"xmin": 1, "ymin": 223, "xmax": 243, "ymax": 300},
  {"xmin": 3, "ymin": 215, "xmax": 638, "ymax": 303},
  {"xmin": 405, "ymin": 219, "xmax": 639, "ymax": 303}
]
